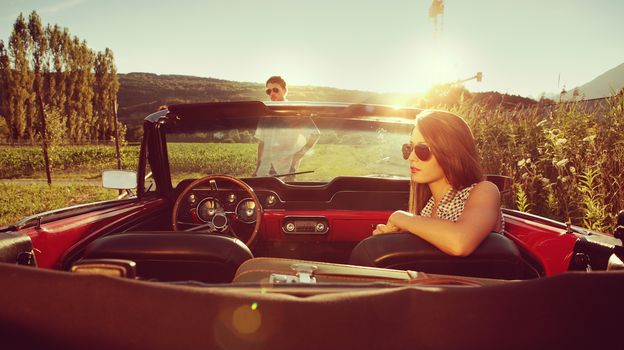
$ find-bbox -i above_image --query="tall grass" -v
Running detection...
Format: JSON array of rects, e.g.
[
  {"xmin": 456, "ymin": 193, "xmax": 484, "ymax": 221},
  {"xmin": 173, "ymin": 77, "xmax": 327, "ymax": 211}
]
[{"xmin": 452, "ymin": 93, "xmax": 624, "ymax": 234}]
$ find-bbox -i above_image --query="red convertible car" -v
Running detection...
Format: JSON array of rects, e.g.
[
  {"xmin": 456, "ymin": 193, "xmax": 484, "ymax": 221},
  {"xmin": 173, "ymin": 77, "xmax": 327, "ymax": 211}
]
[{"xmin": 1, "ymin": 101, "xmax": 623, "ymax": 349}]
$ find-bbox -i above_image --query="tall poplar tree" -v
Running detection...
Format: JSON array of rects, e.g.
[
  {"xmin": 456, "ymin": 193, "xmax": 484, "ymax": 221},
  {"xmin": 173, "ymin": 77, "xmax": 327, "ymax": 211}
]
[
  {"xmin": 46, "ymin": 24, "xmax": 68, "ymax": 112},
  {"xmin": 64, "ymin": 38, "xmax": 95, "ymax": 142},
  {"xmin": 0, "ymin": 41, "xmax": 11, "ymax": 140},
  {"xmin": 28, "ymin": 11, "xmax": 52, "ymax": 184},
  {"xmin": 93, "ymin": 50, "xmax": 108, "ymax": 140},
  {"xmin": 79, "ymin": 40, "xmax": 95, "ymax": 141},
  {"xmin": 7, "ymin": 14, "xmax": 32, "ymax": 142},
  {"xmin": 93, "ymin": 48, "xmax": 119, "ymax": 140},
  {"xmin": 65, "ymin": 36, "xmax": 79, "ymax": 141},
  {"xmin": 2, "ymin": 11, "xmax": 122, "ymax": 145},
  {"xmin": 106, "ymin": 49, "xmax": 122, "ymax": 168}
]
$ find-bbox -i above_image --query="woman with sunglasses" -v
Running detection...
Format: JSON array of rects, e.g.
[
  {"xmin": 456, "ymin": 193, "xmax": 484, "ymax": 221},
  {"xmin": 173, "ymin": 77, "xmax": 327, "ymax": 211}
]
[{"xmin": 373, "ymin": 110, "xmax": 503, "ymax": 256}]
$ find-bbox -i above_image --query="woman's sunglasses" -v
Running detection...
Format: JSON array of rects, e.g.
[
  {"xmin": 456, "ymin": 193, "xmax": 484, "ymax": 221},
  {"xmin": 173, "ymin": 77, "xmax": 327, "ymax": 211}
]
[
  {"xmin": 402, "ymin": 143, "xmax": 432, "ymax": 161},
  {"xmin": 265, "ymin": 87, "xmax": 281, "ymax": 95}
]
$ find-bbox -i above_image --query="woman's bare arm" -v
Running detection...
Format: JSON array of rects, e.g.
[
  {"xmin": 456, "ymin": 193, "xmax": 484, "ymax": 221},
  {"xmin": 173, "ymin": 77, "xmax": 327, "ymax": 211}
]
[{"xmin": 380, "ymin": 181, "xmax": 501, "ymax": 256}]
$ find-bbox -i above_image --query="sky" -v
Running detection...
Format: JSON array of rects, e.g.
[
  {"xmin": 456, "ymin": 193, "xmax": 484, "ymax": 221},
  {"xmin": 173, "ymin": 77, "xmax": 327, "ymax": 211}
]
[{"xmin": 1, "ymin": 0, "xmax": 623, "ymax": 97}]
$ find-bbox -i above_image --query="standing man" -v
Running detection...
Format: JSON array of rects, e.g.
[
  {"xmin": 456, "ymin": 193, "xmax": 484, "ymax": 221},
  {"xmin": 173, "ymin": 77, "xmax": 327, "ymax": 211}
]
[{"xmin": 253, "ymin": 76, "xmax": 320, "ymax": 180}]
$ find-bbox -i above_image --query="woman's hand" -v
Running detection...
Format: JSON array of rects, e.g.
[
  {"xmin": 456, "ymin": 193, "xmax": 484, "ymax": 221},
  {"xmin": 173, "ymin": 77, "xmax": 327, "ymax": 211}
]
[
  {"xmin": 373, "ymin": 221, "xmax": 400, "ymax": 235},
  {"xmin": 372, "ymin": 210, "xmax": 411, "ymax": 235}
]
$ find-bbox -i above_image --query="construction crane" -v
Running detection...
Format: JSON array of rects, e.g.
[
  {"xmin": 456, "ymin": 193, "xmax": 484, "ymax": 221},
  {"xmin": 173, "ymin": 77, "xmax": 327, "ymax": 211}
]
[
  {"xmin": 428, "ymin": 0, "xmax": 445, "ymax": 83},
  {"xmin": 428, "ymin": 1, "xmax": 483, "ymax": 87},
  {"xmin": 455, "ymin": 72, "xmax": 483, "ymax": 85},
  {"xmin": 438, "ymin": 72, "xmax": 484, "ymax": 90}
]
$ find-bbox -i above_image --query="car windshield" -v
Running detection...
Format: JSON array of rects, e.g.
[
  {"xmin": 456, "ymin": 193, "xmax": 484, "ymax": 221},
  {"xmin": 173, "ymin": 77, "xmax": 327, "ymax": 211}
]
[{"xmin": 164, "ymin": 106, "xmax": 415, "ymax": 186}]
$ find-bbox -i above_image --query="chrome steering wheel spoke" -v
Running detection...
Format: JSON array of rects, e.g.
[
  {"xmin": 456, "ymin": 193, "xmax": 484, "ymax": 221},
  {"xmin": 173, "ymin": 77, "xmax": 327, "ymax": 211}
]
[
  {"xmin": 186, "ymin": 222, "xmax": 218, "ymax": 233},
  {"xmin": 171, "ymin": 174, "xmax": 263, "ymax": 246}
]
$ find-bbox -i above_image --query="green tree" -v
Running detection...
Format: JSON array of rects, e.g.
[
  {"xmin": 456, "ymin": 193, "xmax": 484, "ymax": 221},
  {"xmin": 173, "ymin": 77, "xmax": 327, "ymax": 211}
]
[
  {"xmin": 65, "ymin": 36, "xmax": 80, "ymax": 141},
  {"xmin": 46, "ymin": 24, "xmax": 69, "ymax": 112},
  {"xmin": 3, "ymin": 11, "xmax": 119, "ymax": 146},
  {"xmin": 28, "ymin": 11, "xmax": 53, "ymax": 184},
  {"xmin": 7, "ymin": 13, "xmax": 33, "ymax": 142},
  {"xmin": 93, "ymin": 48, "xmax": 119, "ymax": 140},
  {"xmin": 0, "ymin": 40, "xmax": 11, "ymax": 140},
  {"xmin": 71, "ymin": 39, "xmax": 95, "ymax": 142}
]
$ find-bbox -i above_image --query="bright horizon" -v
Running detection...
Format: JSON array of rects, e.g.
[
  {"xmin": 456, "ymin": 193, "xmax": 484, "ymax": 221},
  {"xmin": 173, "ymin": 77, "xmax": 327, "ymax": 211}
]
[{"xmin": 1, "ymin": 0, "xmax": 623, "ymax": 98}]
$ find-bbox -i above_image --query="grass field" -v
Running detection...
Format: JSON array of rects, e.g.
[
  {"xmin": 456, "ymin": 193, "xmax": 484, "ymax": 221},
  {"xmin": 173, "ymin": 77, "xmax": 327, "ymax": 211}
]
[
  {"xmin": 0, "ymin": 183, "xmax": 118, "ymax": 227},
  {"xmin": 0, "ymin": 141, "xmax": 408, "ymax": 227},
  {"xmin": 0, "ymin": 145, "xmax": 140, "ymax": 179},
  {"xmin": 167, "ymin": 142, "xmax": 407, "ymax": 184}
]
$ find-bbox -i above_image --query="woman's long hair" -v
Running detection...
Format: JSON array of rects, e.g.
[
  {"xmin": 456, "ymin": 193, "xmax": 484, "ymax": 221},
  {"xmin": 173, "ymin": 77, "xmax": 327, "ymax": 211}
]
[{"xmin": 408, "ymin": 110, "xmax": 484, "ymax": 214}]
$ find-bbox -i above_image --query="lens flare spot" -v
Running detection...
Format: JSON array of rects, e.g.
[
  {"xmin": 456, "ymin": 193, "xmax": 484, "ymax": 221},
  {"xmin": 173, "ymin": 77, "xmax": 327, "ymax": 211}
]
[
  {"xmin": 232, "ymin": 305, "xmax": 262, "ymax": 335},
  {"xmin": 251, "ymin": 302, "xmax": 258, "ymax": 311}
]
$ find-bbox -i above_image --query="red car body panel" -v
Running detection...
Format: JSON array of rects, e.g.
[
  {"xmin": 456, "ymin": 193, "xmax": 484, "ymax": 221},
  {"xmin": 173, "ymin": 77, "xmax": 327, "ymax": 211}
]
[
  {"xmin": 261, "ymin": 210, "xmax": 392, "ymax": 241},
  {"xmin": 261, "ymin": 210, "xmax": 579, "ymax": 276},
  {"xmin": 20, "ymin": 198, "xmax": 580, "ymax": 275},
  {"xmin": 18, "ymin": 190, "xmax": 581, "ymax": 277},
  {"xmin": 503, "ymin": 214, "xmax": 577, "ymax": 275},
  {"xmin": 18, "ymin": 197, "xmax": 166, "ymax": 269}
]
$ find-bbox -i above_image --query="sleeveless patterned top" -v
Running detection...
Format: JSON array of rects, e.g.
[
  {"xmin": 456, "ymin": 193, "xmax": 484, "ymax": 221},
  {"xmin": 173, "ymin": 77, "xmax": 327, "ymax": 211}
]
[{"xmin": 420, "ymin": 184, "xmax": 504, "ymax": 232}]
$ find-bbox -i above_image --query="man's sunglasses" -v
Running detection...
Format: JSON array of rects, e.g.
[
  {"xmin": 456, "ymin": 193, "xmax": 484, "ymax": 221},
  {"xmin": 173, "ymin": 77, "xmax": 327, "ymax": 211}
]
[
  {"xmin": 402, "ymin": 143, "xmax": 432, "ymax": 161},
  {"xmin": 265, "ymin": 87, "xmax": 281, "ymax": 95}
]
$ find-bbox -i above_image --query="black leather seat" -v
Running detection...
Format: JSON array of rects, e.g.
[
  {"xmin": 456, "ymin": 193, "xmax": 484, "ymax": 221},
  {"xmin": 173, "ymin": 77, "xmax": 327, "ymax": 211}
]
[
  {"xmin": 81, "ymin": 232, "xmax": 253, "ymax": 283},
  {"xmin": 0, "ymin": 232, "xmax": 36, "ymax": 266},
  {"xmin": 349, "ymin": 232, "xmax": 539, "ymax": 280}
]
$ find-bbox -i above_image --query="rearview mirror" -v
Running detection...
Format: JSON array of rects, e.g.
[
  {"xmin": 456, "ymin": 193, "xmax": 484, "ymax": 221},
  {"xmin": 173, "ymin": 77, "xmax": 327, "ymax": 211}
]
[{"xmin": 102, "ymin": 170, "xmax": 137, "ymax": 190}]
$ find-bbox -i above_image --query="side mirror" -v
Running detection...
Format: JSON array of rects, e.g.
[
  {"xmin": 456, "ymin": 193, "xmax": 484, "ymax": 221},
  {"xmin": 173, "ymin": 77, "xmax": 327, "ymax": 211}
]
[{"xmin": 102, "ymin": 170, "xmax": 137, "ymax": 190}]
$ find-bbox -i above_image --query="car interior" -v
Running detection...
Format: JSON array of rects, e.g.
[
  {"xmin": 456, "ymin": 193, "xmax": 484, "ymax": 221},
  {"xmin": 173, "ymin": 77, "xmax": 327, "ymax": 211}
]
[
  {"xmin": 0, "ymin": 104, "xmax": 556, "ymax": 286},
  {"xmin": 57, "ymin": 172, "xmax": 542, "ymax": 284}
]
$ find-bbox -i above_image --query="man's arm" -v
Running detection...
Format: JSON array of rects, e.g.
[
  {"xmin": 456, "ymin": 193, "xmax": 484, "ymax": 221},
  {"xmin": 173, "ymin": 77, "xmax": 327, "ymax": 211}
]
[
  {"xmin": 252, "ymin": 141, "xmax": 264, "ymax": 176},
  {"xmin": 290, "ymin": 132, "xmax": 320, "ymax": 170}
]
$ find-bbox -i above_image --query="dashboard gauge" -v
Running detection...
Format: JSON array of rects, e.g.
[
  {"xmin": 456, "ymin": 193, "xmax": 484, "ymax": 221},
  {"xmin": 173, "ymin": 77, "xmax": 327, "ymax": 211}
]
[
  {"xmin": 236, "ymin": 199, "xmax": 257, "ymax": 223},
  {"xmin": 226, "ymin": 193, "xmax": 237, "ymax": 204},
  {"xmin": 265, "ymin": 194, "xmax": 277, "ymax": 206},
  {"xmin": 188, "ymin": 194, "xmax": 197, "ymax": 205},
  {"xmin": 197, "ymin": 198, "xmax": 222, "ymax": 222}
]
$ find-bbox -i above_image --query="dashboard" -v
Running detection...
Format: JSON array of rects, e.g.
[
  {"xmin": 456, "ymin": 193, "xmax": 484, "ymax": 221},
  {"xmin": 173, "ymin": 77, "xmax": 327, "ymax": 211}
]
[
  {"xmin": 173, "ymin": 176, "xmax": 409, "ymax": 262},
  {"xmin": 174, "ymin": 176, "xmax": 410, "ymax": 261}
]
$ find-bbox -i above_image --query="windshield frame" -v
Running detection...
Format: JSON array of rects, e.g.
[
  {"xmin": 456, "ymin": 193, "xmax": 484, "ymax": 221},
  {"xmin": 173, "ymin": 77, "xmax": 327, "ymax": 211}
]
[{"xmin": 145, "ymin": 101, "xmax": 422, "ymax": 190}]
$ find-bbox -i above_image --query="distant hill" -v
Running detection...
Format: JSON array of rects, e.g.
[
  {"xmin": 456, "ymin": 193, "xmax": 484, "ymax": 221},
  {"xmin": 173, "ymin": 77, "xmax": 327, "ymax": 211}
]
[
  {"xmin": 116, "ymin": 73, "xmax": 540, "ymax": 131},
  {"xmin": 573, "ymin": 63, "xmax": 624, "ymax": 99},
  {"xmin": 117, "ymin": 73, "xmax": 421, "ymax": 126},
  {"xmin": 548, "ymin": 63, "xmax": 624, "ymax": 100}
]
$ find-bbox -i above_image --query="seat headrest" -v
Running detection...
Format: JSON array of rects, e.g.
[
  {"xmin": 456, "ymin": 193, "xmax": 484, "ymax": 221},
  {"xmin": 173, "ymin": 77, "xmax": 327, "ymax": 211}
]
[
  {"xmin": 349, "ymin": 232, "xmax": 539, "ymax": 279},
  {"xmin": 82, "ymin": 232, "xmax": 253, "ymax": 282}
]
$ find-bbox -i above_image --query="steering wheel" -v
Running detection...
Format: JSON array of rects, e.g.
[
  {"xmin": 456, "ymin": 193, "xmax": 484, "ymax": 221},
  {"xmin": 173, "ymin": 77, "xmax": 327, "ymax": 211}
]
[{"xmin": 172, "ymin": 174, "xmax": 263, "ymax": 246}]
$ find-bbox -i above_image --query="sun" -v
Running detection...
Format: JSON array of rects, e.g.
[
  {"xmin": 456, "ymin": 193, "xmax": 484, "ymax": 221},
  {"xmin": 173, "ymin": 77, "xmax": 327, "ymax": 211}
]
[{"xmin": 418, "ymin": 40, "xmax": 476, "ymax": 91}]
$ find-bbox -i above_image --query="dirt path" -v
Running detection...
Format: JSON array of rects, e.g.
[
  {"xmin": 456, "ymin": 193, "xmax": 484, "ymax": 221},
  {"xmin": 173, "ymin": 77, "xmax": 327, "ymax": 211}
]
[{"xmin": 0, "ymin": 179, "xmax": 102, "ymax": 185}]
